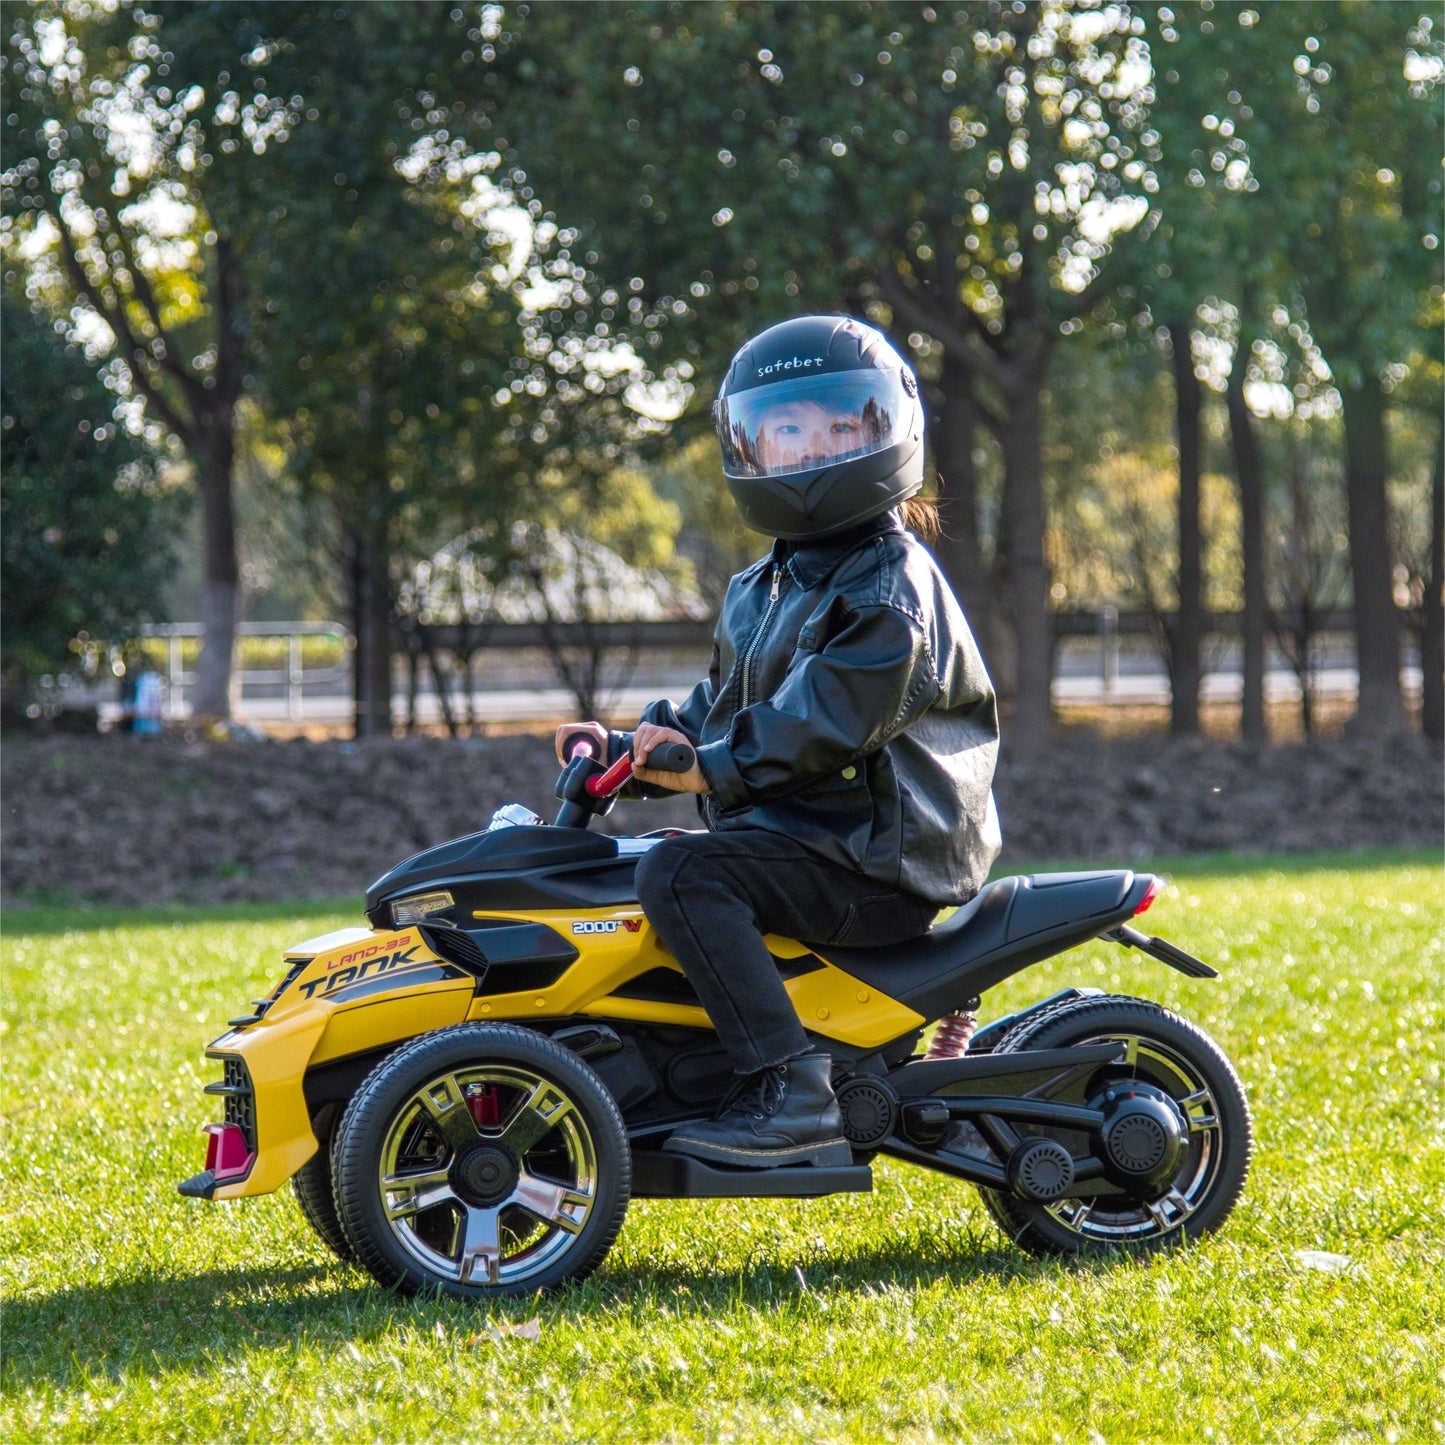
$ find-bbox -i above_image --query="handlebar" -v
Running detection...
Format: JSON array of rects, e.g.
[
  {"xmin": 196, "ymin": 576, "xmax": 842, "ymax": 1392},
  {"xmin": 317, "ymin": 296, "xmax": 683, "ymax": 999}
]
[
  {"xmin": 553, "ymin": 732, "xmax": 695, "ymax": 827},
  {"xmin": 576, "ymin": 739, "xmax": 696, "ymax": 798}
]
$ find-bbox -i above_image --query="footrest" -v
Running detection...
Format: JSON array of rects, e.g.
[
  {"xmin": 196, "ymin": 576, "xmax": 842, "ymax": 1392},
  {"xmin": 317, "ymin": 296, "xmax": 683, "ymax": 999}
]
[{"xmin": 631, "ymin": 1150, "xmax": 872, "ymax": 1199}]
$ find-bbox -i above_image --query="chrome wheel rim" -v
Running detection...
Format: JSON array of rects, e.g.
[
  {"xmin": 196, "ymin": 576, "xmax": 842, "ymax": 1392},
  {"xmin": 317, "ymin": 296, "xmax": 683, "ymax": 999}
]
[
  {"xmin": 377, "ymin": 1064, "xmax": 599, "ymax": 1287},
  {"xmin": 1042, "ymin": 1032, "xmax": 1224, "ymax": 1242}
]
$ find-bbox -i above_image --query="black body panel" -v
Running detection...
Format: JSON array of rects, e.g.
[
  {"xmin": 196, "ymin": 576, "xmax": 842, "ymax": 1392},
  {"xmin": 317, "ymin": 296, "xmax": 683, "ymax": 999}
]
[{"xmin": 365, "ymin": 826, "xmax": 643, "ymax": 926}]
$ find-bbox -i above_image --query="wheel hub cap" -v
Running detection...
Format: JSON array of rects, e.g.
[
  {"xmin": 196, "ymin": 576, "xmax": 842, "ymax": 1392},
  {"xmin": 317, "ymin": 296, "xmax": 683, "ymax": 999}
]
[
  {"xmin": 1094, "ymin": 1084, "xmax": 1188, "ymax": 1191},
  {"xmin": 452, "ymin": 1143, "xmax": 519, "ymax": 1207}
]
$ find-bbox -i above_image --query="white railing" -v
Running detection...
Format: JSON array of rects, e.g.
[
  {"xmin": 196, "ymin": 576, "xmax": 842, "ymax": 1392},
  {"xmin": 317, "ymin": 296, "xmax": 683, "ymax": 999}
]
[{"xmin": 140, "ymin": 621, "xmax": 351, "ymax": 721}]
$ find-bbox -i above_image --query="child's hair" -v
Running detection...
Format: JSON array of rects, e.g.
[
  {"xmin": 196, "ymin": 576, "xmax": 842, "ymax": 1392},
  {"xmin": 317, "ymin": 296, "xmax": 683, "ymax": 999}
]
[{"xmin": 898, "ymin": 495, "xmax": 941, "ymax": 543}]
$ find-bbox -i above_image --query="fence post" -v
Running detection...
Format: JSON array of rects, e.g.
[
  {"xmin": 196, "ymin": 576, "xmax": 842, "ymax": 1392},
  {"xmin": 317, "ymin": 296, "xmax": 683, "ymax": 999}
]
[
  {"xmin": 1100, "ymin": 605, "xmax": 1118, "ymax": 694},
  {"xmin": 167, "ymin": 632, "xmax": 183, "ymax": 720},
  {"xmin": 288, "ymin": 634, "xmax": 303, "ymax": 721}
]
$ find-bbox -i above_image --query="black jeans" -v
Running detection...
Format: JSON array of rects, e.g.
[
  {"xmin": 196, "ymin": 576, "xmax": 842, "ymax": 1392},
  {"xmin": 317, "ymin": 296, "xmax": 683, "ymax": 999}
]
[{"xmin": 633, "ymin": 829, "xmax": 938, "ymax": 1075}]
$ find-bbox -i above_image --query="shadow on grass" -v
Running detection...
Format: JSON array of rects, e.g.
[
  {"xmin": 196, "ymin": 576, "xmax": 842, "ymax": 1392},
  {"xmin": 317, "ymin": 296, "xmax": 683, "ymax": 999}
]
[{"xmin": 2, "ymin": 1235, "xmax": 1128, "ymax": 1390}]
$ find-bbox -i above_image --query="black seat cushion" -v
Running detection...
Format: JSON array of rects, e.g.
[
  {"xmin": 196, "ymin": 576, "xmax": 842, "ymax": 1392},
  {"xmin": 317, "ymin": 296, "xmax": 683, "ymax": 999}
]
[{"xmin": 816, "ymin": 871, "xmax": 1139, "ymax": 1020}]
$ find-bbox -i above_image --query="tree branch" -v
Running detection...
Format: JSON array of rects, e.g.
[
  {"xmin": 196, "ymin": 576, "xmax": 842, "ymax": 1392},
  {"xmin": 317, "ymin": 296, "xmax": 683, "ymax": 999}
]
[
  {"xmin": 109, "ymin": 222, "xmax": 212, "ymax": 411},
  {"xmin": 51, "ymin": 204, "xmax": 195, "ymax": 444},
  {"xmin": 876, "ymin": 265, "xmax": 1010, "ymax": 394}
]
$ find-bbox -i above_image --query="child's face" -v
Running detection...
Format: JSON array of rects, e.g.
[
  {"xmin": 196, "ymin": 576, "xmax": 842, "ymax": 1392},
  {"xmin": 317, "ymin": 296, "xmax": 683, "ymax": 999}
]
[{"xmin": 756, "ymin": 400, "xmax": 868, "ymax": 471}]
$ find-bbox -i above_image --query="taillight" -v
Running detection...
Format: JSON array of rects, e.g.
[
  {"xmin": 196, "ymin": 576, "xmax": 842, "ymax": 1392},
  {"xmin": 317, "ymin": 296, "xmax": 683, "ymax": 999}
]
[{"xmin": 1134, "ymin": 876, "xmax": 1165, "ymax": 915}]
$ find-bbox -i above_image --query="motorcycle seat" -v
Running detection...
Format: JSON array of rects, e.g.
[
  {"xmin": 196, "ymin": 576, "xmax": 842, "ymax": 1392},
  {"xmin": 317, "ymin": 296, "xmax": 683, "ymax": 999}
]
[{"xmin": 814, "ymin": 870, "xmax": 1146, "ymax": 1020}]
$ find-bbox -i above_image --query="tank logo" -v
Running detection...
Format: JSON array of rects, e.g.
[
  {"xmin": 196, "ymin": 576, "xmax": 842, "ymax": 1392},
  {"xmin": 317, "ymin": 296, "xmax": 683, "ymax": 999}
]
[
  {"xmin": 299, "ymin": 944, "xmax": 421, "ymax": 998},
  {"xmin": 572, "ymin": 919, "xmax": 644, "ymax": 935},
  {"xmin": 758, "ymin": 355, "xmax": 825, "ymax": 376}
]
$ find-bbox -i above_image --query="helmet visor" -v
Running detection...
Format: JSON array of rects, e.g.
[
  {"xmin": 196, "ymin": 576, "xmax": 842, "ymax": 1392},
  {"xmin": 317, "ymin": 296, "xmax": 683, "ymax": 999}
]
[{"xmin": 716, "ymin": 370, "xmax": 914, "ymax": 480}]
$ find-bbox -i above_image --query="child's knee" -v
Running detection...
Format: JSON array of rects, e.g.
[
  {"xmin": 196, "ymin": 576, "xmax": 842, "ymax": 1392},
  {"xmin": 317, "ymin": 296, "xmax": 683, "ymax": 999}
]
[{"xmin": 634, "ymin": 839, "xmax": 691, "ymax": 916}]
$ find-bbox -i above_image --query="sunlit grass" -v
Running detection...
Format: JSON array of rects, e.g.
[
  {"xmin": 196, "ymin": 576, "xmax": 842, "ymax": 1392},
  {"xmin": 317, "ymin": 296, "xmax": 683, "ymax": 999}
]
[{"xmin": 3, "ymin": 852, "xmax": 1441, "ymax": 1442}]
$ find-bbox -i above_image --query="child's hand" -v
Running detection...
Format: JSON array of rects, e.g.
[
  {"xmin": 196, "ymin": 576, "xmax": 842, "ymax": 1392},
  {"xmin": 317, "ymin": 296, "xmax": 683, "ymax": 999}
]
[
  {"xmin": 631, "ymin": 722, "xmax": 711, "ymax": 795},
  {"xmin": 555, "ymin": 721, "xmax": 608, "ymax": 765}
]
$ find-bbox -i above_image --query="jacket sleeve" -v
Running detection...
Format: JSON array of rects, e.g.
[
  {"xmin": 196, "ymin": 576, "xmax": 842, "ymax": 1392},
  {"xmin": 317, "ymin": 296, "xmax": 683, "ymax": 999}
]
[{"xmin": 696, "ymin": 603, "xmax": 940, "ymax": 814}]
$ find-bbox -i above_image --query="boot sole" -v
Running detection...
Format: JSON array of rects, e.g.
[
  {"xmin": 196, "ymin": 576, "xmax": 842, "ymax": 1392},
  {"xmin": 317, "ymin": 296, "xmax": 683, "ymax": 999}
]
[{"xmin": 660, "ymin": 1135, "xmax": 854, "ymax": 1170}]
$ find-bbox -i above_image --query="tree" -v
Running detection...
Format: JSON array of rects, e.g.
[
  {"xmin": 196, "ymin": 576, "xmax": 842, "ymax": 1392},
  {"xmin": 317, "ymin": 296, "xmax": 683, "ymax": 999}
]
[
  {"xmin": 3, "ymin": 1, "xmax": 540, "ymax": 728},
  {"xmin": 0, "ymin": 291, "xmax": 182, "ymax": 718},
  {"xmin": 482, "ymin": 0, "xmax": 1158, "ymax": 755},
  {"xmin": 3, "ymin": 3, "xmax": 260, "ymax": 717},
  {"xmin": 1158, "ymin": 1, "xmax": 1443, "ymax": 734}
]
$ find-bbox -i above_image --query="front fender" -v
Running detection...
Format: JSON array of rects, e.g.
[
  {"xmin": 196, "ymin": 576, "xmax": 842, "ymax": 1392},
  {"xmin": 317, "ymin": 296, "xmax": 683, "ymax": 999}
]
[
  {"xmin": 206, "ymin": 1008, "xmax": 330, "ymax": 1200},
  {"xmin": 202, "ymin": 933, "xmax": 476, "ymax": 1200}
]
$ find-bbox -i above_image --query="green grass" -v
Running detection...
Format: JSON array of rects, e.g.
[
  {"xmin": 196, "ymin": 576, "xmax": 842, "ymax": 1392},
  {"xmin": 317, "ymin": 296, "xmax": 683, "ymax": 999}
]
[{"xmin": 3, "ymin": 851, "xmax": 1441, "ymax": 1443}]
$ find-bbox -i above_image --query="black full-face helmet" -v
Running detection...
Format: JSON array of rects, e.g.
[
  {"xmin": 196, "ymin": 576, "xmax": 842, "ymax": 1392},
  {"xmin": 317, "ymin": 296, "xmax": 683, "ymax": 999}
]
[{"xmin": 713, "ymin": 314, "xmax": 924, "ymax": 541}]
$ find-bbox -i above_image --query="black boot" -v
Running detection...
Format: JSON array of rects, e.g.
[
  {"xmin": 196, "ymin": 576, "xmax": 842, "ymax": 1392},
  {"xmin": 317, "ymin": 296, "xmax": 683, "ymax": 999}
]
[{"xmin": 662, "ymin": 1054, "xmax": 853, "ymax": 1169}]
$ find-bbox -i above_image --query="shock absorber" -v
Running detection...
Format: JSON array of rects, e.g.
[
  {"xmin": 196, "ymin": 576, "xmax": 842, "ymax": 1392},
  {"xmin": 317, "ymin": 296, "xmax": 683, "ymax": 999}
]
[{"xmin": 924, "ymin": 1004, "xmax": 980, "ymax": 1061}]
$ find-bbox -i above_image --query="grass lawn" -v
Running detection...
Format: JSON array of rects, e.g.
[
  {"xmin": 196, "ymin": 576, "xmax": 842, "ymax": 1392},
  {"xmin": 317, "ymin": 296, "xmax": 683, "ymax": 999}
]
[{"xmin": 3, "ymin": 851, "xmax": 1441, "ymax": 1443}]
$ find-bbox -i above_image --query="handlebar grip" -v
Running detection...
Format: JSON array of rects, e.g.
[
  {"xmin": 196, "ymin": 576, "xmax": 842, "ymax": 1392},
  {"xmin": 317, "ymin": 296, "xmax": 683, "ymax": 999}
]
[
  {"xmin": 642, "ymin": 741, "xmax": 695, "ymax": 774},
  {"xmin": 561, "ymin": 730, "xmax": 601, "ymax": 762}
]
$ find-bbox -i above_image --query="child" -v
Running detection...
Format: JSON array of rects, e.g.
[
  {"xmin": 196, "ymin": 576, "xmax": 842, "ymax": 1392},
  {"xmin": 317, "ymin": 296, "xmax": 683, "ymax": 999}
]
[{"xmin": 558, "ymin": 315, "xmax": 1000, "ymax": 1168}]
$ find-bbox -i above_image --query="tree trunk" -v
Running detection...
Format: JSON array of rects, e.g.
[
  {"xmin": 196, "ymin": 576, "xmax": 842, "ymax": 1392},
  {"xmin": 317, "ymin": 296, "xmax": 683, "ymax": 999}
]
[
  {"xmin": 998, "ymin": 367, "xmax": 1053, "ymax": 758},
  {"xmin": 190, "ymin": 416, "xmax": 239, "ymax": 720},
  {"xmin": 928, "ymin": 350, "xmax": 997, "ymax": 672},
  {"xmin": 1167, "ymin": 320, "xmax": 1203, "ymax": 737},
  {"xmin": 1338, "ymin": 375, "xmax": 1404, "ymax": 733},
  {"xmin": 1422, "ymin": 414, "xmax": 1444, "ymax": 741},
  {"xmin": 348, "ymin": 523, "xmax": 395, "ymax": 739},
  {"xmin": 1226, "ymin": 339, "xmax": 1267, "ymax": 745}
]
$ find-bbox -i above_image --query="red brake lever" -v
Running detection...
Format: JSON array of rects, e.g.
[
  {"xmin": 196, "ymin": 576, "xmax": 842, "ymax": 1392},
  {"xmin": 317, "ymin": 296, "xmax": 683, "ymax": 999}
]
[{"xmin": 586, "ymin": 753, "xmax": 636, "ymax": 797}]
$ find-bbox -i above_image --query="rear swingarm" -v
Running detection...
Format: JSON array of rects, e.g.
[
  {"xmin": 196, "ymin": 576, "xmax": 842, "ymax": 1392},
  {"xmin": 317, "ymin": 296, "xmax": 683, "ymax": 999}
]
[{"xmin": 876, "ymin": 1041, "xmax": 1137, "ymax": 1199}]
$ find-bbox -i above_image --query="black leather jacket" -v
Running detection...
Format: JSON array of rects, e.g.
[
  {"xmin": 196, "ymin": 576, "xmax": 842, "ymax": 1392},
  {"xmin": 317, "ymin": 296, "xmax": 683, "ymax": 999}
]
[{"xmin": 619, "ymin": 512, "xmax": 1001, "ymax": 906}]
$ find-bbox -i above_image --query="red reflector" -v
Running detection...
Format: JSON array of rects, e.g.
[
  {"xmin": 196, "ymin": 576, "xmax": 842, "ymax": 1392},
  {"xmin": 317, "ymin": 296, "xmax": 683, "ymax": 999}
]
[
  {"xmin": 1134, "ymin": 876, "xmax": 1165, "ymax": 915},
  {"xmin": 202, "ymin": 1123, "xmax": 254, "ymax": 1180}
]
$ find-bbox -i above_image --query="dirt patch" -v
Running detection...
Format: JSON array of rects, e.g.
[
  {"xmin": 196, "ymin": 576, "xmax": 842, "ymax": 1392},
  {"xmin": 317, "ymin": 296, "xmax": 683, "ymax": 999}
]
[{"xmin": 2, "ymin": 730, "xmax": 1439, "ymax": 907}]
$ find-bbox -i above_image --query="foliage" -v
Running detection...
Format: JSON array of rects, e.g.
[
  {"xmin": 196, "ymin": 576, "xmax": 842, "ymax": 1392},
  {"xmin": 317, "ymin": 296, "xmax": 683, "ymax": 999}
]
[
  {"xmin": 2, "ymin": 853, "xmax": 1440, "ymax": 1440},
  {"xmin": 0, "ymin": 293, "xmax": 184, "ymax": 702},
  {"xmin": 1, "ymin": 0, "xmax": 262, "ymax": 714},
  {"xmin": 484, "ymin": 0, "xmax": 1165, "ymax": 750},
  {"xmin": 649, "ymin": 432, "xmax": 763, "ymax": 598}
]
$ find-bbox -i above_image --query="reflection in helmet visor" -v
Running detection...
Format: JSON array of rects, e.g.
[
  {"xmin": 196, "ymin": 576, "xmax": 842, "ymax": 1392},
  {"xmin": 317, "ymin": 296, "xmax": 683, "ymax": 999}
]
[{"xmin": 716, "ymin": 371, "xmax": 912, "ymax": 479}]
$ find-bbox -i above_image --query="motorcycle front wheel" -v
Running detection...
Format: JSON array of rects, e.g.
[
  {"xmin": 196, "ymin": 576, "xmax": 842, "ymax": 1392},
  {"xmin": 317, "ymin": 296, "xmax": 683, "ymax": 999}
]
[
  {"xmin": 977, "ymin": 994, "xmax": 1252, "ymax": 1257},
  {"xmin": 333, "ymin": 1023, "xmax": 630, "ymax": 1299}
]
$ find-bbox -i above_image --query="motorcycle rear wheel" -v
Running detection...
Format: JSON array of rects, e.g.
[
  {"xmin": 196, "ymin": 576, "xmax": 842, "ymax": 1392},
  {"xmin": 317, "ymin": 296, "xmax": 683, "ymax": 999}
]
[
  {"xmin": 333, "ymin": 1022, "xmax": 630, "ymax": 1299},
  {"xmin": 977, "ymin": 995, "xmax": 1251, "ymax": 1257}
]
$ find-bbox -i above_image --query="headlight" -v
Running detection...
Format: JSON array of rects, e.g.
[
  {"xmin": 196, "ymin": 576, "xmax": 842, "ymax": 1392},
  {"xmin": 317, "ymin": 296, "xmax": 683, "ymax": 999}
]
[{"xmin": 391, "ymin": 890, "xmax": 455, "ymax": 926}]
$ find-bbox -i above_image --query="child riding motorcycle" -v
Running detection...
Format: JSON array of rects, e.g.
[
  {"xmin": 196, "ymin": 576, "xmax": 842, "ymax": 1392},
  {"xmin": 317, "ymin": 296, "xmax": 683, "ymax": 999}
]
[
  {"xmin": 182, "ymin": 305, "xmax": 1250, "ymax": 1295},
  {"xmin": 558, "ymin": 314, "xmax": 1001, "ymax": 1171}
]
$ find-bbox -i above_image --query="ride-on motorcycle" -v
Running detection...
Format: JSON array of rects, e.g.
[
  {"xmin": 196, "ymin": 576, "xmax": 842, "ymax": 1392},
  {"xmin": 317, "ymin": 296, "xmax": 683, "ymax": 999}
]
[{"xmin": 180, "ymin": 736, "xmax": 1251, "ymax": 1300}]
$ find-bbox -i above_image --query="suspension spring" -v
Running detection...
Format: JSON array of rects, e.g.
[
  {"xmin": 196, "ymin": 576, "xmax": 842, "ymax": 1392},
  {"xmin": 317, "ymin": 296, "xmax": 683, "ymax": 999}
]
[{"xmin": 924, "ymin": 1010, "xmax": 979, "ymax": 1061}]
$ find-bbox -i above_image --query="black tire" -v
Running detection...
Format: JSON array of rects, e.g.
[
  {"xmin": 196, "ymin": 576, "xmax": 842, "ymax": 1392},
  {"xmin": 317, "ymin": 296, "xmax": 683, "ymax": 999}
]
[
  {"xmin": 291, "ymin": 1103, "xmax": 361, "ymax": 1265},
  {"xmin": 333, "ymin": 1023, "xmax": 631, "ymax": 1300},
  {"xmin": 977, "ymin": 995, "xmax": 1251, "ymax": 1258}
]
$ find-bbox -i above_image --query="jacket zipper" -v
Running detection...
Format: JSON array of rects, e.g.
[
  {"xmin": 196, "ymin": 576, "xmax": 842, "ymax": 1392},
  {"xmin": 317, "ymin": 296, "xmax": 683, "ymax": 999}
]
[
  {"xmin": 705, "ymin": 565, "xmax": 783, "ymax": 832},
  {"xmin": 739, "ymin": 565, "xmax": 784, "ymax": 711}
]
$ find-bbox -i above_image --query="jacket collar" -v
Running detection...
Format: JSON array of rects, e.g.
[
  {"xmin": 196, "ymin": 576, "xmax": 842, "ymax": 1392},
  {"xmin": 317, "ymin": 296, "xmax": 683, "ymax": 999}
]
[{"xmin": 772, "ymin": 511, "xmax": 904, "ymax": 590}]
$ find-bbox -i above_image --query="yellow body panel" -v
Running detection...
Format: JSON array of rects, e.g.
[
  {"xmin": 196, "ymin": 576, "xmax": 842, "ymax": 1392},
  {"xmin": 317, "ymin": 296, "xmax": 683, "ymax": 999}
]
[
  {"xmin": 207, "ymin": 926, "xmax": 457, "ymax": 1200},
  {"xmin": 208, "ymin": 1007, "xmax": 329, "ymax": 1200},
  {"xmin": 463, "ymin": 909, "xmax": 926, "ymax": 1047},
  {"xmin": 310, "ymin": 980, "xmax": 475, "ymax": 1065},
  {"xmin": 199, "ymin": 910, "xmax": 926, "ymax": 1199}
]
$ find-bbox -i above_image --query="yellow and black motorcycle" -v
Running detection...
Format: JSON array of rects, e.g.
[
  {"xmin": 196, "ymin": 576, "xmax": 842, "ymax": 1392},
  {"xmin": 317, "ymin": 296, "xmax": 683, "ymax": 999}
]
[{"xmin": 180, "ymin": 738, "xmax": 1251, "ymax": 1300}]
